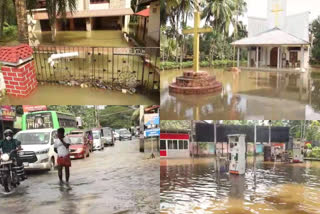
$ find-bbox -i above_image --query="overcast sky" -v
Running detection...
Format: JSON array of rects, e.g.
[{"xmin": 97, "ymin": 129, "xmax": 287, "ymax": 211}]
[{"xmin": 241, "ymin": 0, "xmax": 320, "ymax": 25}]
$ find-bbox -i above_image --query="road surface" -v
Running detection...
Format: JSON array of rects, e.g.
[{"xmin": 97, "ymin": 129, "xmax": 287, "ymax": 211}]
[{"xmin": 0, "ymin": 139, "xmax": 159, "ymax": 214}]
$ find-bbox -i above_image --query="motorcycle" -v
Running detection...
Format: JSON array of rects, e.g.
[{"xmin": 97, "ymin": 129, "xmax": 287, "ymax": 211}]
[{"xmin": 0, "ymin": 149, "xmax": 23, "ymax": 192}]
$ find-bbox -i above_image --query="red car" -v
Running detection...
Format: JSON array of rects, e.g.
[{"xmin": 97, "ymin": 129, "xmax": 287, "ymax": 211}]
[{"xmin": 68, "ymin": 134, "xmax": 90, "ymax": 159}]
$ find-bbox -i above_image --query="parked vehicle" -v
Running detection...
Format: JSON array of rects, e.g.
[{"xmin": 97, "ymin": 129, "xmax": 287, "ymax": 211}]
[
  {"xmin": 0, "ymin": 150, "xmax": 22, "ymax": 192},
  {"xmin": 68, "ymin": 134, "xmax": 90, "ymax": 159},
  {"xmin": 113, "ymin": 130, "xmax": 120, "ymax": 140},
  {"xmin": 119, "ymin": 129, "xmax": 132, "ymax": 141},
  {"xmin": 69, "ymin": 129, "xmax": 93, "ymax": 152},
  {"xmin": 14, "ymin": 129, "xmax": 58, "ymax": 171},
  {"xmin": 102, "ymin": 127, "xmax": 114, "ymax": 146},
  {"xmin": 92, "ymin": 128, "xmax": 106, "ymax": 150}
]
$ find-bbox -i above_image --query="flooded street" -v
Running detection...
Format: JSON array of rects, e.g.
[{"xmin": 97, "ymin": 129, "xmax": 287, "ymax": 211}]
[
  {"xmin": 160, "ymin": 67, "xmax": 320, "ymax": 120},
  {"xmin": 160, "ymin": 157, "xmax": 320, "ymax": 214},
  {"xmin": 0, "ymin": 84, "xmax": 159, "ymax": 105},
  {"xmin": 34, "ymin": 31, "xmax": 130, "ymax": 47},
  {"xmin": 0, "ymin": 139, "xmax": 160, "ymax": 214}
]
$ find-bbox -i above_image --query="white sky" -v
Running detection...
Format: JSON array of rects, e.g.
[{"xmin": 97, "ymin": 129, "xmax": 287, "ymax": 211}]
[{"xmin": 241, "ymin": 0, "xmax": 320, "ymax": 25}]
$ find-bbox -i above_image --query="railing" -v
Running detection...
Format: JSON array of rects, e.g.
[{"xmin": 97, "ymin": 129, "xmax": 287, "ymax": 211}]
[{"xmin": 32, "ymin": 46, "xmax": 160, "ymax": 94}]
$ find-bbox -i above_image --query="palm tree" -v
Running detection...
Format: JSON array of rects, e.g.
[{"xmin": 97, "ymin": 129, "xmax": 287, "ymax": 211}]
[
  {"xmin": 15, "ymin": 0, "xmax": 29, "ymax": 43},
  {"xmin": 28, "ymin": 0, "xmax": 77, "ymax": 42}
]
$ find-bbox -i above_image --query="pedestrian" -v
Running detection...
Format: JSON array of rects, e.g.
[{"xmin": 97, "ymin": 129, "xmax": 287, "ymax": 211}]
[
  {"xmin": 0, "ymin": 129, "xmax": 27, "ymax": 182},
  {"xmin": 54, "ymin": 128, "xmax": 71, "ymax": 185}
]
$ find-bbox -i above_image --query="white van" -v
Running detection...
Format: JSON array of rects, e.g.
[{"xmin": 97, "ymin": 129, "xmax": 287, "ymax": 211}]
[
  {"xmin": 14, "ymin": 129, "xmax": 58, "ymax": 171},
  {"xmin": 92, "ymin": 128, "xmax": 106, "ymax": 151}
]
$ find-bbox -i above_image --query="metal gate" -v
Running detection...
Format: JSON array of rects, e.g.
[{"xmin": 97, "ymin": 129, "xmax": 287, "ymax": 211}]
[{"xmin": 32, "ymin": 46, "xmax": 160, "ymax": 93}]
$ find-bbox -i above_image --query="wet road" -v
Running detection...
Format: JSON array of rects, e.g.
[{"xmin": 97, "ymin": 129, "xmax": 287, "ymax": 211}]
[
  {"xmin": 0, "ymin": 139, "xmax": 159, "ymax": 214},
  {"xmin": 160, "ymin": 67, "xmax": 320, "ymax": 120},
  {"xmin": 160, "ymin": 157, "xmax": 320, "ymax": 214}
]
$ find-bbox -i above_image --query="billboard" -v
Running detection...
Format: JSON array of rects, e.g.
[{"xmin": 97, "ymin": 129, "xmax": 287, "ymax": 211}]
[
  {"xmin": 0, "ymin": 106, "xmax": 16, "ymax": 121},
  {"xmin": 22, "ymin": 105, "xmax": 47, "ymax": 113}
]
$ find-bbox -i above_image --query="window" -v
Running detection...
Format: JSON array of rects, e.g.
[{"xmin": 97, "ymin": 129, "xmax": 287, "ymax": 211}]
[
  {"xmin": 179, "ymin": 140, "xmax": 183, "ymax": 150},
  {"xmin": 168, "ymin": 140, "xmax": 173, "ymax": 149},
  {"xmin": 184, "ymin": 141, "xmax": 188, "ymax": 150},
  {"xmin": 26, "ymin": 113, "xmax": 53, "ymax": 129},
  {"xmin": 90, "ymin": 0, "xmax": 109, "ymax": 3},
  {"xmin": 173, "ymin": 140, "xmax": 178, "ymax": 149},
  {"xmin": 160, "ymin": 140, "xmax": 166, "ymax": 150}
]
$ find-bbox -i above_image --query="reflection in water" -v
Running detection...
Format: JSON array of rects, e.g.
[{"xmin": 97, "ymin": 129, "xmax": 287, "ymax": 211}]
[
  {"xmin": 160, "ymin": 157, "xmax": 320, "ymax": 214},
  {"xmin": 160, "ymin": 68, "xmax": 320, "ymax": 120}
]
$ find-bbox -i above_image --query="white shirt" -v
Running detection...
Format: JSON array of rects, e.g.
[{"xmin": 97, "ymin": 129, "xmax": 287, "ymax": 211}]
[{"xmin": 54, "ymin": 136, "xmax": 71, "ymax": 157}]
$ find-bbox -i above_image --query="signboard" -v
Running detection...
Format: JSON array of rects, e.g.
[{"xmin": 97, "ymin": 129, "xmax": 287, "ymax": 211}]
[
  {"xmin": 0, "ymin": 106, "xmax": 16, "ymax": 121},
  {"xmin": 144, "ymin": 128, "xmax": 160, "ymax": 137},
  {"xmin": 144, "ymin": 113, "xmax": 159, "ymax": 127},
  {"xmin": 23, "ymin": 105, "xmax": 47, "ymax": 113}
]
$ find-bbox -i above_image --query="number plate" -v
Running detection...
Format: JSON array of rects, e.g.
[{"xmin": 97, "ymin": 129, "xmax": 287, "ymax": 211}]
[
  {"xmin": 23, "ymin": 162, "xmax": 29, "ymax": 167},
  {"xmin": 70, "ymin": 156, "xmax": 75, "ymax": 159}
]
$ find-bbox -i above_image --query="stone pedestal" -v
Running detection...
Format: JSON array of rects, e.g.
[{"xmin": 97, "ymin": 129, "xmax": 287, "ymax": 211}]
[
  {"xmin": 0, "ymin": 44, "xmax": 38, "ymax": 97},
  {"xmin": 169, "ymin": 71, "xmax": 222, "ymax": 94}
]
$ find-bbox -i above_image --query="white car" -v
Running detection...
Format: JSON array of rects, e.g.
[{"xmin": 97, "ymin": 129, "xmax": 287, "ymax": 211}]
[
  {"xmin": 113, "ymin": 131, "xmax": 120, "ymax": 140},
  {"xmin": 92, "ymin": 129, "xmax": 105, "ymax": 151},
  {"xmin": 14, "ymin": 129, "xmax": 58, "ymax": 171}
]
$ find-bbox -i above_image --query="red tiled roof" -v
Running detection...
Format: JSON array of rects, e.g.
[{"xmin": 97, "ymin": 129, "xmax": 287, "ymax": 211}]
[
  {"xmin": 34, "ymin": 8, "xmax": 134, "ymax": 20},
  {"xmin": 0, "ymin": 44, "xmax": 33, "ymax": 64},
  {"xmin": 135, "ymin": 8, "xmax": 149, "ymax": 17}
]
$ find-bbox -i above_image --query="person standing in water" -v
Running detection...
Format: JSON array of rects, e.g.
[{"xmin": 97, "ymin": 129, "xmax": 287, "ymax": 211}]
[{"xmin": 54, "ymin": 128, "xmax": 71, "ymax": 184}]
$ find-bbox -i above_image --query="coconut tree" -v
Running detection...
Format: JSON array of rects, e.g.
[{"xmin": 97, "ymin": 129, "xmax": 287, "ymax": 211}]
[
  {"xmin": 14, "ymin": 0, "xmax": 29, "ymax": 43},
  {"xmin": 27, "ymin": 0, "xmax": 77, "ymax": 42}
]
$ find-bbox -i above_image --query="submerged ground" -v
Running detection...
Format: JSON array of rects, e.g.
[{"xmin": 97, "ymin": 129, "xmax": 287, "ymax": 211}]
[
  {"xmin": 160, "ymin": 67, "xmax": 320, "ymax": 120},
  {"xmin": 160, "ymin": 157, "xmax": 320, "ymax": 214}
]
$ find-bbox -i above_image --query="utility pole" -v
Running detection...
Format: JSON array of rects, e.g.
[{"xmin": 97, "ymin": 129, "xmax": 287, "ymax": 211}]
[
  {"xmin": 191, "ymin": 120, "xmax": 194, "ymax": 160},
  {"xmin": 139, "ymin": 105, "xmax": 144, "ymax": 152}
]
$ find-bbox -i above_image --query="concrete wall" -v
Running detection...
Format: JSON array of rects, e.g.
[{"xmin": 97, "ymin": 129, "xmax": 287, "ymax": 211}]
[
  {"xmin": 89, "ymin": 3, "xmax": 109, "ymax": 10},
  {"xmin": 110, "ymin": 0, "xmax": 130, "ymax": 9},
  {"xmin": 147, "ymin": 1, "xmax": 160, "ymax": 44}
]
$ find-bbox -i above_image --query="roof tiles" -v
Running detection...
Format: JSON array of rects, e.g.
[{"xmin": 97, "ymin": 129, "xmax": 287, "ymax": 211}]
[{"xmin": 0, "ymin": 44, "xmax": 33, "ymax": 64}]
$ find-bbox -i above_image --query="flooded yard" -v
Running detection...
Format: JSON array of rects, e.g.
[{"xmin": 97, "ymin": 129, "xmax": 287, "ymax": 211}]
[
  {"xmin": 160, "ymin": 67, "xmax": 320, "ymax": 120},
  {"xmin": 160, "ymin": 157, "xmax": 320, "ymax": 214}
]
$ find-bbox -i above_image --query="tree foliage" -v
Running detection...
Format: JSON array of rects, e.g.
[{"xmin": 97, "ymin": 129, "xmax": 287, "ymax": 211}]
[{"xmin": 310, "ymin": 16, "xmax": 320, "ymax": 64}]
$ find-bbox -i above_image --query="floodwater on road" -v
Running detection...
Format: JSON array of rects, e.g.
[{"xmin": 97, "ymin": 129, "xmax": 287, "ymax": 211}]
[
  {"xmin": 160, "ymin": 157, "xmax": 320, "ymax": 214},
  {"xmin": 34, "ymin": 31, "xmax": 130, "ymax": 47},
  {"xmin": 0, "ymin": 139, "xmax": 160, "ymax": 214},
  {"xmin": 160, "ymin": 67, "xmax": 320, "ymax": 120},
  {"xmin": 0, "ymin": 84, "xmax": 159, "ymax": 105}
]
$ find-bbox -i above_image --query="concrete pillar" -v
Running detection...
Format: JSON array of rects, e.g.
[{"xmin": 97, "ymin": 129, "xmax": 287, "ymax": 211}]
[
  {"xmin": 237, "ymin": 47, "xmax": 240, "ymax": 67},
  {"xmin": 247, "ymin": 48, "xmax": 250, "ymax": 67},
  {"xmin": 301, "ymin": 46, "xmax": 305, "ymax": 70},
  {"xmin": 256, "ymin": 47, "xmax": 259, "ymax": 68},
  {"xmin": 86, "ymin": 18, "xmax": 92, "ymax": 32}
]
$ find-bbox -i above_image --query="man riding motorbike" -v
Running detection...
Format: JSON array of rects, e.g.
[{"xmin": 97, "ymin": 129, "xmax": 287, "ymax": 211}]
[{"xmin": 0, "ymin": 129, "xmax": 27, "ymax": 181}]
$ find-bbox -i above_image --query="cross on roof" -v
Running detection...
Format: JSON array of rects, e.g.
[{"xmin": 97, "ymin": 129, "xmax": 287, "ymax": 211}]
[
  {"xmin": 182, "ymin": 0, "xmax": 212, "ymax": 72},
  {"xmin": 271, "ymin": 2, "xmax": 284, "ymax": 27}
]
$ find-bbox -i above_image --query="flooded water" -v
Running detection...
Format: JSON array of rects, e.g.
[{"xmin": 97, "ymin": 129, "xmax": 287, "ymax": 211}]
[
  {"xmin": 0, "ymin": 139, "xmax": 160, "ymax": 214},
  {"xmin": 34, "ymin": 30, "xmax": 130, "ymax": 47},
  {"xmin": 160, "ymin": 67, "xmax": 320, "ymax": 120},
  {"xmin": 0, "ymin": 84, "xmax": 158, "ymax": 105},
  {"xmin": 160, "ymin": 157, "xmax": 320, "ymax": 214}
]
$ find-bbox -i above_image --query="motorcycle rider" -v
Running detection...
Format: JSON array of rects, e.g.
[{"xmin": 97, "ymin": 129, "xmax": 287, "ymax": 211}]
[{"xmin": 0, "ymin": 129, "xmax": 27, "ymax": 181}]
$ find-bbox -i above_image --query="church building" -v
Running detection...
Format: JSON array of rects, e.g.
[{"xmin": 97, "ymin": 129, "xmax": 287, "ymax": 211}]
[{"xmin": 232, "ymin": 0, "xmax": 310, "ymax": 71}]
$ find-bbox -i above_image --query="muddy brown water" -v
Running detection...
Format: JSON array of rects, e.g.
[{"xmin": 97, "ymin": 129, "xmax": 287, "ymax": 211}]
[
  {"xmin": 0, "ymin": 139, "xmax": 160, "ymax": 214},
  {"xmin": 160, "ymin": 157, "xmax": 320, "ymax": 214},
  {"xmin": 160, "ymin": 67, "xmax": 320, "ymax": 120}
]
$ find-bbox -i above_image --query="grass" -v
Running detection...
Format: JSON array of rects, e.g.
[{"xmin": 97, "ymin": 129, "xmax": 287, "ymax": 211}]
[{"xmin": 160, "ymin": 60, "xmax": 246, "ymax": 70}]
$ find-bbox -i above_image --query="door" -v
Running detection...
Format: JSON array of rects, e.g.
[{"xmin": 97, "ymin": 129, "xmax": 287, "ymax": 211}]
[{"xmin": 270, "ymin": 47, "xmax": 278, "ymax": 67}]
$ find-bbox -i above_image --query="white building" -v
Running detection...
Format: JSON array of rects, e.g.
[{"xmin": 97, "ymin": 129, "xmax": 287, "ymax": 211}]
[
  {"xmin": 29, "ymin": 0, "xmax": 133, "ymax": 33},
  {"xmin": 232, "ymin": 0, "xmax": 310, "ymax": 71}
]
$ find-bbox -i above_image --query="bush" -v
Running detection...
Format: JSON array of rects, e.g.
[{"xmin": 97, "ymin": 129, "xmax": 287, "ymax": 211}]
[
  {"xmin": 310, "ymin": 147, "xmax": 320, "ymax": 158},
  {"xmin": 160, "ymin": 60, "xmax": 241, "ymax": 70}
]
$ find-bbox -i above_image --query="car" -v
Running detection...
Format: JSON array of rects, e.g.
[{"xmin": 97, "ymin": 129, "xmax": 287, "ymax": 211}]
[
  {"xmin": 14, "ymin": 129, "xmax": 58, "ymax": 171},
  {"xmin": 114, "ymin": 129, "xmax": 120, "ymax": 140},
  {"xmin": 69, "ymin": 129, "xmax": 93, "ymax": 152},
  {"xmin": 92, "ymin": 128, "xmax": 106, "ymax": 150},
  {"xmin": 102, "ymin": 127, "xmax": 114, "ymax": 146},
  {"xmin": 68, "ymin": 134, "xmax": 90, "ymax": 159},
  {"xmin": 119, "ymin": 129, "xmax": 132, "ymax": 141}
]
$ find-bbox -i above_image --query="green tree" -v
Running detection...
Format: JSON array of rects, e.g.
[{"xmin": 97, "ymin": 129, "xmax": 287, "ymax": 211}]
[
  {"xmin": 310, "ymin": 16, "xmax": 320, "ymax": 64},
  {"xmin": 14, "ymin": 0, "xmax": 29, "ymax": 43},
  {"xmin": 27, "ymin": 0, "xmax": 77, "ymax": 42}
]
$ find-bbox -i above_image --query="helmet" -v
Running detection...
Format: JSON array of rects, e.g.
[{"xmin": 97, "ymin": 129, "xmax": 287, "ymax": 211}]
[{"xmin": 3, "ymin": 129, "xmax": 13, "ymax": 136}]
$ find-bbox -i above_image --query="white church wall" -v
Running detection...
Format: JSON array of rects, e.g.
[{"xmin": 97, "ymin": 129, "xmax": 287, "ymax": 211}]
[
  {"xmin": 267, "ymin": 0, "xmax": 287, "ymax": 29},
  {"xmin": 285, "ymin": 12, "xmax": 310, "ymax": 42},
  {"xmin": 248, "ymin": 17, "xmax": 268, "ymax": 37}
]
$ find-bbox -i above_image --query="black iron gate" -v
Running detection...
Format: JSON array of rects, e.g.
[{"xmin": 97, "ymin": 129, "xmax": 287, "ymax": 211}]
[{"xmin": 32, "ymin": 46, "xmax": 160, "ymax": 94}]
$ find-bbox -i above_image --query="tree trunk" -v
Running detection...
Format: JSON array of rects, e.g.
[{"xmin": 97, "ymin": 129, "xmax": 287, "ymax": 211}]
[
  {"xmin": 15, "ymin": 0, "xmax": 28, "ymax": 44},
  {"xmin": 0, "ymin": 0, "xmax": 5, "ymax": 39}
]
